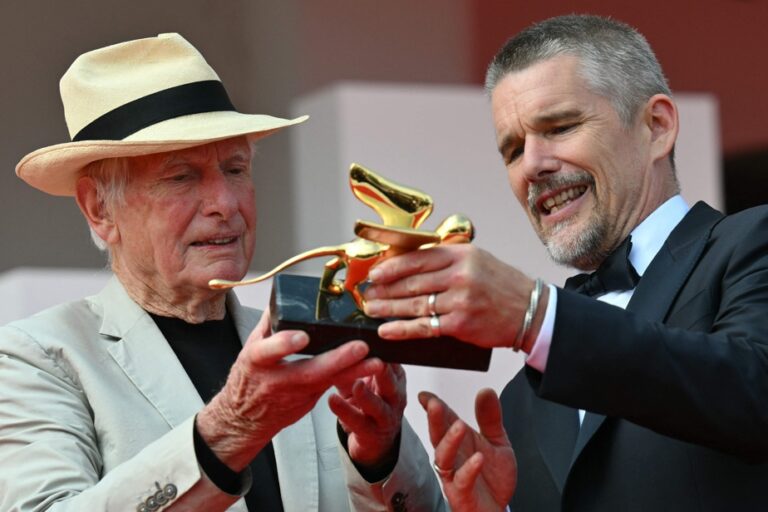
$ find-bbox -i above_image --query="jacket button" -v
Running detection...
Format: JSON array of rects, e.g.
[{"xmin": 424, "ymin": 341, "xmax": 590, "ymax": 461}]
[
  {"xmin": 163, "ymin": 483, "xmax": 178, "ymax": 499},
  {"xmin": 391, "ymin": 491, "xmax": 408, "ymax": 512},
  {"xmin": 146, "ymin": 495, "xmax": 159, "ymax": 510}
]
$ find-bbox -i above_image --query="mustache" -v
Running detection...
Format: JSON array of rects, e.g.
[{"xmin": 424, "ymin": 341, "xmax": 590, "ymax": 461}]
[{"xmin": 527, "ymin": 172, "xmax": 595, "ymax": 211}]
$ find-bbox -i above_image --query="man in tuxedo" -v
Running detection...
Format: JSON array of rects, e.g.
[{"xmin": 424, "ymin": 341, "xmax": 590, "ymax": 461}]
[{"xmin": 362, "ymin": 14, "xmax": 768, "ymax": 511}]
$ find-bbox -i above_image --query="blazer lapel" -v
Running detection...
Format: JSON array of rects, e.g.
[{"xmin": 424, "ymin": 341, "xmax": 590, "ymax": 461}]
[
  {"xmin": 98, "ymin": 277, "xmax": 203, "ymax": 428},
  {"xmin": 570, "ymin": 202, "xmax": 723, "ymax": 464}
]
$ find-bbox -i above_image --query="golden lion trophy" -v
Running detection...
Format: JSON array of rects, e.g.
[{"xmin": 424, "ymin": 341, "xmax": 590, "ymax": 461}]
[{"xmin": 209, "ymin": 163, "xmax": 491, "ymax": 371}]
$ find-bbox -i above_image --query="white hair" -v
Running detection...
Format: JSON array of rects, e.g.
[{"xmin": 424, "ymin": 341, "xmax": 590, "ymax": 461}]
[{"xmin": 79, "ymin": 157, "xmax": 132, "ymax": 257}]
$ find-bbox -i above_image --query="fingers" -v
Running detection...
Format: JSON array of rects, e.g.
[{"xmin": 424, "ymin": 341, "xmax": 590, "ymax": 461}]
[
  {"xmin": 248, "ymin": 330, "xmax": 310, "ymax": 367},
  {"xmin": 353, "ymin": 380, "xmax": 390, "ymax": 422},
  {"xmin": 329, "ymin": 380, "xmax": 389, "ymax": 431},
  {"xmin": 332, "ymin": 357, "xmax": 384, "ymax": 390},
  {"xmin": 376, "ymin": 312, "xmax": 459, "ymax": 340},
  {"xmin": 247, "ymin": 332, "xmax": 374, "ymax": 385},
  {"xmin": 475, "ymin": 388, "xmax": 508, "ymax": 443},
  {"xmin": 418, "ymin": 391, "xmax": 459, "ymax": 448},
  {"xmin": 365, "ymin": 246, "xmax": 456, "ymax": 293},
  {"xmin": 373, "ymin": 364, "xmax": 404, "ymax": 402},
  {"xmin": 307, "ymin": 341, "xmax": 376, "ymax": 383},
  {"xmin": 254, "ymin": 308, "xmax": 272, "ymax": 339},
  {"xmin": 433, "ymin": 418, "xmax": 467, "ymax": 476},
  {"xmin": 377, "ymin": 318, "xmax": 432, "ymax": 340},
  {"xmin": 452, "ymin": 452, "xmax": 484, "ymax": 491},
  {"xmin": 365, "ymin": 284, "xmax": 455, "ymax": 318},
  {"xmin": 328, "ymin": 391, "xmax": 366, "ymax": 431}
]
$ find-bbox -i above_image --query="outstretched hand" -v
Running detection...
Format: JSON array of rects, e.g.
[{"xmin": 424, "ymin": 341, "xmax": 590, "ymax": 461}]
[
  {"xmin": 419, "ymin": 388, "xmax": 517, "ymax": 512},
  {"xmin": 329, "ymin": 363, "xmax": 407, "ymax": 472},
  {"xmin": 197, "ymin": 309, "xmax": 384, "ymax": 471}
]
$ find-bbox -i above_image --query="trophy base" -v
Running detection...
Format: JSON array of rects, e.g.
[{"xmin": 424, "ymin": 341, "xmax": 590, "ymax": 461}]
[{"xmin": 270, "ymin": 274, "xmax": 491, "ymax": 371}]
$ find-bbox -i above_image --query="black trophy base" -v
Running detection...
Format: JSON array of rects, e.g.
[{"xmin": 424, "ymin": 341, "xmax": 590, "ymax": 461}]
[{"xmin": 270, "ymin": 274, "xmax": 491, "ymax": 371}]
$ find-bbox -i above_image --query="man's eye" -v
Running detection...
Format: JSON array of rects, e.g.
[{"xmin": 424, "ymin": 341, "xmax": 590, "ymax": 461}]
[
  {"xmin": 226, "ymin": 167, "xmax": 248, "ymax": 176},
  {"xmin": 550, "ymin": 124, "xmax": 576, "ymax": 135},
  {"xmin": 170, "ymin": 174, "xmax": 190, "ymax": 182},
  {"xmin": 506, "ymin": 147, "xmax": 523, "ymax": 165}
]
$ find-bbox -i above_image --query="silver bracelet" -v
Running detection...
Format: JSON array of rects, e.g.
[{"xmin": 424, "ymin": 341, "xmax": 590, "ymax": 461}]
[{"xmin": 514, "ymin": 278, "xmax": 543, "ymax": 351}]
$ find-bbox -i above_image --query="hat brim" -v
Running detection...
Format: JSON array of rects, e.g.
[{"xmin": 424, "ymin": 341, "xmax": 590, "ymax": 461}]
[{"xmin": 16, "ymin": 111, "xmax": 309, "ymax": 196}]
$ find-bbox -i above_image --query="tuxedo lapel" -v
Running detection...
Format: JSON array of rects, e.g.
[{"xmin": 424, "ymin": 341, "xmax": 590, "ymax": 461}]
[
  {"xmin": 570, "ymin": 202, "xmax": 722, "ymax": 465},
  {"xmin": 626, "ymin": 202, "xmax": 721, "ymax": 323},
  {"xmin": 531, "ymin": 392, "xmax": 579, "ymax": 492},
  {"xmin": 97, "ymin": 277, "xmax": 203, "ymax": 428}
]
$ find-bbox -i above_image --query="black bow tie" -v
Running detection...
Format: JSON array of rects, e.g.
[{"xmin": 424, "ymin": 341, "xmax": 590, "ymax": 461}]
[{"xmin": 564, "ymin": 236, "xmax": 640, "ymax": 297}]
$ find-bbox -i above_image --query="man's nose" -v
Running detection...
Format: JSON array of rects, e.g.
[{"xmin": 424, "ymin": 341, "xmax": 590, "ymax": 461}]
[
  {"xmin": 201, "ymin": 173, "xmax": 239, "ymax": 218},
  {"xmin": 520, "ymin": 136, "xmax": 560, "ymax": 181}
]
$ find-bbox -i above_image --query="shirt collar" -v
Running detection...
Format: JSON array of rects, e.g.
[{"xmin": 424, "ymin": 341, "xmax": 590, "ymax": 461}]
[{"xmin": 628, "ymin": 194, "xmax": 689, "ymax": 277}]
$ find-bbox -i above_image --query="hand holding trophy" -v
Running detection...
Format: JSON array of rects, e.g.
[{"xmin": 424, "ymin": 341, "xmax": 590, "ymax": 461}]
[{"xmin": 210, "ymin": 163, "xmax": 491, "ymax": 370}]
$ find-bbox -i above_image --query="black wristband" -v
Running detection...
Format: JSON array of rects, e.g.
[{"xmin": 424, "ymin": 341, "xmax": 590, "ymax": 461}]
[{"xmin": 193, "ymin": 422, "xmax": 248, "ymax": 495}]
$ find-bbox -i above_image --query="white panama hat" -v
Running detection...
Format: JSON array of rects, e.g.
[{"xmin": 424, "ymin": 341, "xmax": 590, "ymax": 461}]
[{"xmin": 16, "ymin": 32, "xmax": 308, "ymax": 196}]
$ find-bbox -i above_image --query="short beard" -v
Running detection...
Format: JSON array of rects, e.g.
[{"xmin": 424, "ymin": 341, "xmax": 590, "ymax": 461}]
[
  {"xmin": 527, "ymin": 173, "xmax": 608, "ymax": 270},
  {"xmin": 543, "ymin": 210, "xmax": 608, "ymax": 270}
]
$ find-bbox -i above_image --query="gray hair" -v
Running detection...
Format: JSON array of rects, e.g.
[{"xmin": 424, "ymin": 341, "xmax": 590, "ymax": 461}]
[
  {"xmin": 79, "ymin": 157, "xmax": 132, "ymax": 254},
  {"xmin": 485, "ymin": 14, "xmax": 672, "ymax": 127}
]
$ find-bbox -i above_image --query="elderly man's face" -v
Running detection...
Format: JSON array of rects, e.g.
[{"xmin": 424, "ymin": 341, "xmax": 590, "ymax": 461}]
[
  {"xmin": 112, "ymin": 137, "xmax": 256, "ymax": 297},
  {"xmin": 491, "ymin": 55, "xmax": 653, "ymax": 270}
]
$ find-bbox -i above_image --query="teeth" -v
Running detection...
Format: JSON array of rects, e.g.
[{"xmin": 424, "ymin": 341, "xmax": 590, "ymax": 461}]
[
  {"xmin": 193, "ymin": 237, "xmax": 236, "ymax": 246},
  {"xmin": 541, "ymin": 186, "xmax": 587, "ymax": 214}
]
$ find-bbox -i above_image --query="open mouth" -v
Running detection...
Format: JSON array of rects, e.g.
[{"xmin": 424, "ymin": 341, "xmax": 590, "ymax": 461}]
[
  {"xmin": 191, "ymin": 236, "xmax": 238, "ymax": 247},
  {"xmin": 540, "ymin": 185, "xmax": 588, "ymax": 215}
]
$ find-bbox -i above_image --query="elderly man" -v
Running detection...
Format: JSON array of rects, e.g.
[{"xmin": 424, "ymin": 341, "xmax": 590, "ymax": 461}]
[
  {"xmin": 363, "ymin": 15, "xmax": 768, "ymax": 511},
  {"xmin": 1, "ymin": 33, "xmax": 441, "ymax": 511}
]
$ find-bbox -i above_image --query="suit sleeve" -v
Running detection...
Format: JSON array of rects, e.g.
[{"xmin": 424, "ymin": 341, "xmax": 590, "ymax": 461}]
[
  {"xmin": 0, "ymin": 325, "xmax": 247, "ymax": 512},
  {"xmin": 339, "ymin": 420, "xmax": 447, "ymax": 512},
  {"xmin": 529, "ymin": 210, "xmax": 768, "ymax": 461}
]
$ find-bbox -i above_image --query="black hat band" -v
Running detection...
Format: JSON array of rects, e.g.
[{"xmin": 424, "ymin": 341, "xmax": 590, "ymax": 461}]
[{"xmin": 72, "ymin": 80, "xmax": 236, "ymax": 142}]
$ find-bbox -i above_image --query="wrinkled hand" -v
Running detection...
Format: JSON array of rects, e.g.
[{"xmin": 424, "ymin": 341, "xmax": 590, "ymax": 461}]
[
  {"xmin": 197, "ymin": 309, "xmax": 384, "ymax": 471},
  {"xmin": 363, "ymin": 244, "xmax": 547, "ymax": 351},
  {"xmin": 329, "ymin": 363, "xmax": 407, "ymax": 470},
  {"xmin": 419, "ymin": 389, "xmax": 517, "ymax": 512}
]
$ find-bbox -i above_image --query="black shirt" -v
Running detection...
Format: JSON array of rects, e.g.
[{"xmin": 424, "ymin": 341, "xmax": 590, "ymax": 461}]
[{"xmin": 151, "ymin": 312, "xmax": 284, "ymax": 511}]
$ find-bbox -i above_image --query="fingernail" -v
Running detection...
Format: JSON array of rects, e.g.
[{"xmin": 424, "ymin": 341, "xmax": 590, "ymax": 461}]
[
  {"xmin": 368, "ymin": 268, "xmax": 382, "ymax": 282},
  {"xmin": 365, "ymin": 300, "xmax": 382, "ymax": 316},
  {"xmin": 378, "ymin": 324, "xmax": 397, "ymax": 339},
  {"xmin": 291, "ymin": 332, "xmax": 308, "ymax": 348},
  {"xmin": 353, "ymin": 343, "xmax": 369, "ymax": 358}
]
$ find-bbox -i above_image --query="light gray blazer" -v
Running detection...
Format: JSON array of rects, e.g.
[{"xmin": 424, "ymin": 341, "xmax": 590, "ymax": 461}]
[{"xmin": 0, "ymin": 276, "xmax": 442, "ymax": 511}]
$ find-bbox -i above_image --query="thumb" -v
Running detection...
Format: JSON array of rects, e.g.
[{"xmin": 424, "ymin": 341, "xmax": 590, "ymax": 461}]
[
  {"xmin": 475, "ymin": 388, "xmax": 509, "ymax": 445},
  {"xmin": 251, "ymin": 308, "xmax": 273, "ymax": 341}
]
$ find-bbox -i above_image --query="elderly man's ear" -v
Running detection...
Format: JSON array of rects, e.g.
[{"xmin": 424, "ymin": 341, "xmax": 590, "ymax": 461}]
[{"xmin": 75, "ymin": 176, "xmax": 120, "ymax": 246}]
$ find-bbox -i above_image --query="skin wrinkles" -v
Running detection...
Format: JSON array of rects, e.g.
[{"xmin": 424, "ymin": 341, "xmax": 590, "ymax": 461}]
[
  {"xmin": 107, "ymin": 137, "xmax": 256, "ymax": 323},
  {"xmin": 491, "ymin": 55, "xmax": 666, "ymax": 271}
]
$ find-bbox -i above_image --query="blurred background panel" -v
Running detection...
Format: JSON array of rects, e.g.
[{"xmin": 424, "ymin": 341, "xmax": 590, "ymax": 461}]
[{"xmin": 1, "ymin": 0, "xmax": 765, "ymax": 274}]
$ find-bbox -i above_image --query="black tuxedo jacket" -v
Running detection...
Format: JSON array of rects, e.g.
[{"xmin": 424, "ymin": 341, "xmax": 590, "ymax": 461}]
[{"xmin": 501, "ymin": 202, "xmax": 768, "ymax": 511}]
